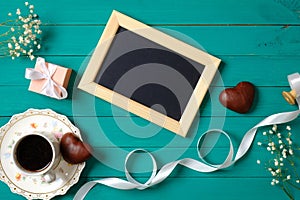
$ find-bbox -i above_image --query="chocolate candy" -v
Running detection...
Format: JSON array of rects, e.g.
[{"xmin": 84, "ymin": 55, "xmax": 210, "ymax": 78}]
[
  {"xmin": 60, "ymin": 132, "xmax": 92, "ymax": 164},
  {"xmin": 219, "ymin": 82, "xmax": 255, "ymax": 114}
]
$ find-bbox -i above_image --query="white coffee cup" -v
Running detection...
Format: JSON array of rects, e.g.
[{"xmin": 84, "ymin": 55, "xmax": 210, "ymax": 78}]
[{"xmin": 12, "ymin": 131, "xmax": 60, "ymax": 182}]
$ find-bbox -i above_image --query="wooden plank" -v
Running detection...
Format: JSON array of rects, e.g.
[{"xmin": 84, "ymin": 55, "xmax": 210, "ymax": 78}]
[
  {"xmin": 2, "ymin": 25, "xmax": 300, "ymax": 56},
  {"xmin": 81, "ymin": 148, "xmax": 300, "ymax": 178},
  {"xmin": 0, "ymin": 0, "xmax": 300, "ymax": 25},
  {"xmin": 68, "ymin": 116, "xmax": 300, "ymax": 149},
  {"xmin": 1, "ymin": 56, "xmax": 299, "ymax": 87},
  {"xmin": 77, "ymin": 177, "xmax": 300, "ymax": 200},
  {"xmin": 0, "ymin": 86, "xmax": 296, "ymax": 117},
  {"xmin": 1, "ymin": 116, "xmax": 299, "ymax": 148},
  {"xmin": 0, "ymin": 177, "xmax": 295, "ymax": 200}
]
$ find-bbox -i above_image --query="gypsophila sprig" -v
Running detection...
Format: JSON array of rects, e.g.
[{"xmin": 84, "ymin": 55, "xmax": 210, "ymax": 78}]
[
  {"xmin": 257, "ymin": 124, "xmax": 300, "ymax": 200},
  {"xmin": 0, "ymin": 2, "xmax": 42, "ymax": 60}
]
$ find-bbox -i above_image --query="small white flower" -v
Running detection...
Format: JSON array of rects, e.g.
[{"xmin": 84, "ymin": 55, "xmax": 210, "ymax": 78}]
[
  {"xmin": 289, "ymin": 149, "xmax": 293, "ymax": 155},
  {"xmin": 275, "ymin": 180, "xmax": 279, "ymax": 184},
  {"xmin": 10, "ymin": 27, "xmax": 15, "ymax": 32},
  {"xmin": 286, "ymin": 126, "xmax": 291, "ymax": 131},
  {"xmin": 271, "ymin": 181, "xmax": 275, "ymax": 186},
  {"xmin": 268, "ymin": 142, "xmax": 272, "ymax": 146},
  {"xmin": 25, "ymin": 38, "xmax": 30, "ymax": 44},
  {"xmin": 271, "ymin": 142, "xmax": 275, "ymax": 146},
  {"xmin": 268, "ymin": 168, "xmax": 272, "ymax": 171},
  {"xmin": 278, "ymin": 140, "xmax": 282, "ymax": 144},
  {"xmin": 22, "ymin": 23, "xmax": 28, "ymax": 29},
  {"xmin": 18, "ymin": 36, "xmax": 24, "ymax": 42},
  {"xmin": 280, "ymin": 157, "xmax": 283, "ymax": 161},
  {"xmin": 29, "ymin": 5, "xmax": 34, "ymax": 9},
  {"xmin": 272, "ymin": 125, "xmax": 277, "ymax": 132},
  {"xmin": 296, "ymin": 180, "xmax": 300, "ymax": 183},
  {"xmin": 271, "ymin": 171, "xmax": 276, "ymax": 176},
  {"xmin": 272, "ymin": 146, "xmax": 276, "ymax": 151},
  {"xmin": 8, "ymin": 12, "xmax": 12, "ymax": 16},
  {"xmin": 280, "ymin": 163, "xmax": 284, "ymax": 166},
  {"xmin": 267, "ymin": 147, "xmax": 271, "ymax": 151},
  {"xmin": 286, "ymin": 138, "xmax": 293, "ymax": 145},
  {"xmin": 274, "ymin": 159, "xmax": 279, "ymax": 166},
  {"xmin": 29, "ymin": 55, "xmax": 35, "ymax": 60},
  {"xmin": 37, "ymin": 44, "xmax": 41, "ymax": 49},
  {"xmin": 276, "ymin": 169, "xmax": 281, "ymax": 174},
  {"xmin": 256, "ymin": 160, "xmax": 261, "ymax": 164},
  {"xmin": 257, "ymin": 142, "xmax": 262, "ymax": 146},
  {"xmin": 8, "ymin": 43, "xmax": 13, "ymax": 49},
  {"xmin": 263, "ymin": 132, "xmax": 267, "ymax": 136},
  {"xmin": 16, "ymin": 8, "xmax": 21, "ymax": 15},
  {"xmin": 277, "ymin": 133, "xmax": 281, "ymax": 138},
  {"xmin": 269, "ymin": 130, "xmax": 273, "ymax": 134},
  {"xmin": 287, "ymin": 175, "xmax": 291, "ymax": 180},
  {"xmin": 282, "ymin": 153, "xmax": 286, "ymax": 158},
  {"xmin": 282, "ymin": 150, "xmax": 287, "ymax": 158},
  {"xmin": 25, "ymin": 2, "xmax": 29, "ymax": 6},
  {"xmin": 280, "ymin": 144, "xmax": 284, "ymax": 149}
]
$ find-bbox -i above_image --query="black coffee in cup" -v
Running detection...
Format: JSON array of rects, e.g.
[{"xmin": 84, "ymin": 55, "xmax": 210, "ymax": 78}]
[{"xmin": 16, "ymin": 135, "xmax": 53, "ymax": 172}]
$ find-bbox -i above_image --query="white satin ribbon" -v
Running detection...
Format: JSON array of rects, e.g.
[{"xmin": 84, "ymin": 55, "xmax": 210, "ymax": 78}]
[
  {"xmin": 25, "ymin": 57, "xmax": 68, "ymax": 99},
  {"xmin": 74, "ymin": 73, "xmax": 300, "ymax": 200}
]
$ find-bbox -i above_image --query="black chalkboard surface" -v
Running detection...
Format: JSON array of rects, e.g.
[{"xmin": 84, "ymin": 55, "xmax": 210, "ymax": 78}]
[
  {"xmin": 78, "ymin": 10, "xmax": 221, "ymax": 137},
  {"xmin": 95, "ymin": 27, "xmax": 205, "ymax": 121}
]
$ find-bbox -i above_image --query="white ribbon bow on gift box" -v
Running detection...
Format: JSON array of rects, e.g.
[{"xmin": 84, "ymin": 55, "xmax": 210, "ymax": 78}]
[
  {"xmin": 25, "ymin": 57, "xmax": 68, "ymax": 100},
  {"xmin": 74, "ymin": 72, "xmax": 300, "ymax": 200}
]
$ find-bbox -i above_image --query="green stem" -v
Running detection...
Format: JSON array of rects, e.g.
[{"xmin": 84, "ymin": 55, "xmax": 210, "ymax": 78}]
[
  {"xmin": 282, "ymin": 185, "xmax": 294, "ymax": 200},
  {"xmin": 0, "ymin": 31, "xmax": 11, "ymax": 37},
  {"xmin": 0, "ymin": 40, "xmax": 11, "ymax": 45},
  {"xmin": 0, "ymin": 19, "xmax": 15, "ymax": 26},
  {"xmin": 286, "ymin": 181, "xmax": 300, "ymax": 190}
]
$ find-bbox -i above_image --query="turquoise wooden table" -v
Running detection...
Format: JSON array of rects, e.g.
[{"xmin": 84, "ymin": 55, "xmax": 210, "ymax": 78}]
[{"xmin": 1, "ymin": 0, "xmax": 300, "ymax": 199}]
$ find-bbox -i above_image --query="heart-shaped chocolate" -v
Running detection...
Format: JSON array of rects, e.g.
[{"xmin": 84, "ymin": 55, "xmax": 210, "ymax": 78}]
[
  {"xmin": 219, "ymin": 82, "xmax": 255, "ymax": 113},
  {"xmin": 60, "ymin": 132, "xmax": 92, "ymax": 164}
]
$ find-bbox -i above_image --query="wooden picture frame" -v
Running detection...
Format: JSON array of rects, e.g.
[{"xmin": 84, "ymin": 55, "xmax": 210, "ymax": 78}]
[{"xmin": 78, "ymin": 10, "xmax": 221, "ymax": 137}]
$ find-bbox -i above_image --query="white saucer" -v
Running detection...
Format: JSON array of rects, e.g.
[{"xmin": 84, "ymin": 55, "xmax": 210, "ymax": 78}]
[{"xmin": 0, "ymin": 109, "xmax": 85, "ymax": 199}]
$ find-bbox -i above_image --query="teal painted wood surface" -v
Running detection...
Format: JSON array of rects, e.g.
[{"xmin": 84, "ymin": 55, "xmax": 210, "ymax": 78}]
[{"xmin": 0, "ymin": 0, "xmax": 300, "ymax": 199}]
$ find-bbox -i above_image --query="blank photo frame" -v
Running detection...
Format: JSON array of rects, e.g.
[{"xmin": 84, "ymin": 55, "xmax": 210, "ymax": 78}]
[{"xmin": 78, "ymin": 10, "xmax": 221, "ymax": 137}]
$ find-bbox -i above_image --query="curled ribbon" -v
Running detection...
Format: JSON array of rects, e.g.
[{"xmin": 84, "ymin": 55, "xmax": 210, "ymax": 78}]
[
  {"xmin": 25, "ymin": 57, "xmax": 68, "ymax": 100},
  {"xmin": 74, "ymin": 73, "xmax": 300, "ymax": 200}
]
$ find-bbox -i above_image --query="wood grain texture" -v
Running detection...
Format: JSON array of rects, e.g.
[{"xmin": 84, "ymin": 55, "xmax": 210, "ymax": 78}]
[
  {"xmin": 1, "ymin": 56, "xmax": 300, "ymax": 86},
  {"xmin": 2, "ymin": 25, "xmax": 300, "ymax": 56},
  {"xmin": 1, "ymin": 0, "xmax": 300, "ymax": 24},
  {"xmin": 0, "ymin": 86, "xmax": 296, "ymax": 117},
  {"xmin": 0, "ymin": 0, "xmax": 300, "ymax": 199}
]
